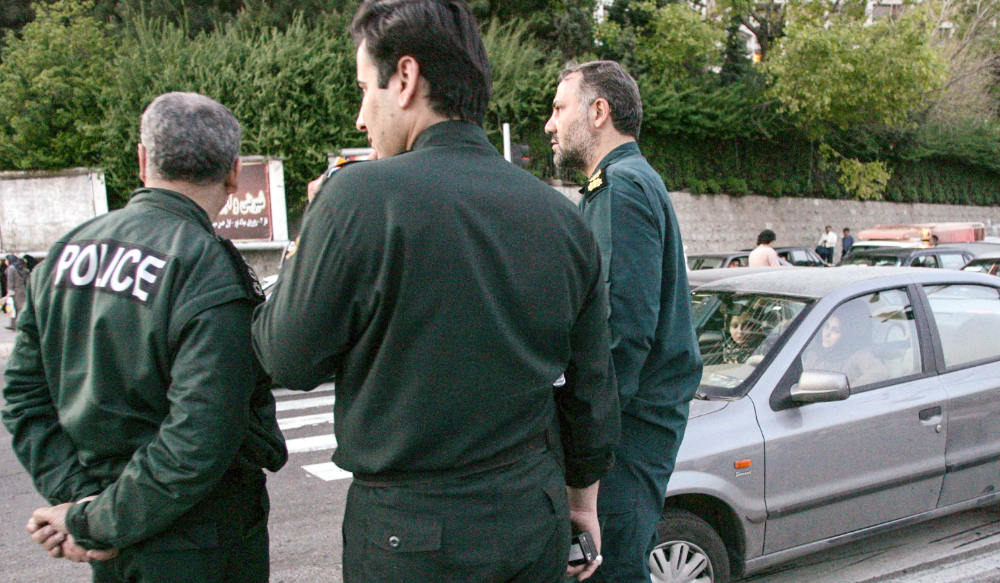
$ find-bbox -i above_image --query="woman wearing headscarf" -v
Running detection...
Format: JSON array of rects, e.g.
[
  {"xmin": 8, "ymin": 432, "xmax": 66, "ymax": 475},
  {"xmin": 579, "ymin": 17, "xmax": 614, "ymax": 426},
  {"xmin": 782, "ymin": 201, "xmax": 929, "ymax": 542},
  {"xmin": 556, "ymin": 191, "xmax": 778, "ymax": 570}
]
[
  {"xmin": 802, "ymin": 298, "xmax": 888, "ymax": 387},
  {"xmin": 5, "ymin": 253, "xmax": 28, "ymax": 330}
]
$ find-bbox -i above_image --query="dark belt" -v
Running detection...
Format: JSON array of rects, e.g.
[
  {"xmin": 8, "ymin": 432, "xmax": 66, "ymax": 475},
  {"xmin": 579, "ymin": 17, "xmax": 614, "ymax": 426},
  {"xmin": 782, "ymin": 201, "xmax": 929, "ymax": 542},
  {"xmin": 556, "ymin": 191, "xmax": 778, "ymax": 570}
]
[{"xmin": 353, "ymin": 433, "xmax": 548, "ymax": 487}]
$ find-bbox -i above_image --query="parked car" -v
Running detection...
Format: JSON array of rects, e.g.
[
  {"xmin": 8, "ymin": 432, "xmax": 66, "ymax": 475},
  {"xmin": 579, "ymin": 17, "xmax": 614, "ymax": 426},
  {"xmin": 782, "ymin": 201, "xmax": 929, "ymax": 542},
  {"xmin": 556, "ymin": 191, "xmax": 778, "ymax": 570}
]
[
  {"xmin": 688, "ymin": 251, "xmax": 752, "ymax": 270},
  {"xmin": 775, "ymin": 246, "xmax": 829, "ymax": 267},
  {"xmin": 961, "ymin": 252, "xmax": 1000, "ymax": 276},
  {"xmin": 651, "ymin": 266, "xmax": 1000, "ymax": 582},
  {"xmin": 687, "ymin": 247, "xmax": 821, "ymax": 270},
  {"xmin": 839, "ymin": 245, "xmax": 972, "ymax": 269}
]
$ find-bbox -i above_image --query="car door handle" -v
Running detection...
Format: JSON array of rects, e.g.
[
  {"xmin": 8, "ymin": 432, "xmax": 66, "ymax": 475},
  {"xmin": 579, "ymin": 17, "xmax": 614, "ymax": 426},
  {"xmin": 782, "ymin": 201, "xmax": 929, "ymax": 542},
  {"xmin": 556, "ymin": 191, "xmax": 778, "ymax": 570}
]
[{"xmin": 919, "ymin": 406, "xmax": 942, "ymax": 421}]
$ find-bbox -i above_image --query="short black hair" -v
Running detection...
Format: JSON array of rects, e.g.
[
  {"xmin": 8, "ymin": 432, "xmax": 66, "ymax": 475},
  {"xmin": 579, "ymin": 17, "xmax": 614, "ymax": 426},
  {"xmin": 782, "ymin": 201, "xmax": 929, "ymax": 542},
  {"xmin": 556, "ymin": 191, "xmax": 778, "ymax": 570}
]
[
  {"xmin": 757, "ymin": 229, "xmax": 776, "ymax": 245},
  {"xmin": 351, "ymin": 0, "xmax": 492, "ymax": 125},
  {"xmin": 559, "ymin": 60, "xmax": 643, "ymax": 140}
]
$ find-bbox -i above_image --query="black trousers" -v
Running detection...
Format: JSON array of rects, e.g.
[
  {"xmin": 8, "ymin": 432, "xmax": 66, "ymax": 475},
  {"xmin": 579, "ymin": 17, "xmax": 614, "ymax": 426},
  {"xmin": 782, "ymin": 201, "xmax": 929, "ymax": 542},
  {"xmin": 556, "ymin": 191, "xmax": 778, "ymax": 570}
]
[
  {"xmin": 343, "ymin": 450, "xmax": 570, "ymax": 583},
  {"xmin": 90, "ymin": 471, "xmax": 270, "ymax": 583}
]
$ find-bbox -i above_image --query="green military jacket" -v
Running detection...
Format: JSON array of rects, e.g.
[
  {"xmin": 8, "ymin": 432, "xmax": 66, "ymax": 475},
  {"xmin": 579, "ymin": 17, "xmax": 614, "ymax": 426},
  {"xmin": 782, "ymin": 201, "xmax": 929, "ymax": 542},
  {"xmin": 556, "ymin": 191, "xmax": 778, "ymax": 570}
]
[
  {"xmin": 254, "ymin": 121, "xmax": 619, "ymax": 488},
  {"xmin": 2, "ymin": 188, "xmax": 287, "ymax": 550},
  {"xmin": 579, "ymin": 142, "xmax": 703, "ymax": 427}
]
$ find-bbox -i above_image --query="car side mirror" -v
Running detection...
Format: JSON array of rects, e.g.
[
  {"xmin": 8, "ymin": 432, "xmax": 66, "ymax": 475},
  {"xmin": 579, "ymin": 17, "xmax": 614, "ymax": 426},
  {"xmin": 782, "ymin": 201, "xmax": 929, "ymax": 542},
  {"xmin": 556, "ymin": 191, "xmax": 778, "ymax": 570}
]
[{"xmin": 791, "ymin": 370, "xmax": 851, "ymax": 403}]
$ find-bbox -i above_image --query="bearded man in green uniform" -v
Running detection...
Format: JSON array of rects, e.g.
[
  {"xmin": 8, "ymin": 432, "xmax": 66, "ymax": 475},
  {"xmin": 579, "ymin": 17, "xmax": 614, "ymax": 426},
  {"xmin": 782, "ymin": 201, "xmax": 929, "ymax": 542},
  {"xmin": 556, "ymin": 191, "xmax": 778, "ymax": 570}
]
[
  {"xmin": 252, "ymin": 1, "xmax": 619, "ymax": 581},
  {"xmin": 544, "ymin": 61, "xmax": 703, "ymax": 582},
  {"xmin": 2, "ymin": 92, "xmax": 287, "ymax": 583}
]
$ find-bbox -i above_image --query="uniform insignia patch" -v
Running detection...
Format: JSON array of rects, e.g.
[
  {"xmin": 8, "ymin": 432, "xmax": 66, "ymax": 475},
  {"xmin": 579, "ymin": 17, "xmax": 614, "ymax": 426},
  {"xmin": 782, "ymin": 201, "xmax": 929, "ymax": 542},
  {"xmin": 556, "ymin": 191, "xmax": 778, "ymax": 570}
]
[{"xmin": 586, "ymin": 169, "xmax": 606, "ymax": 193}]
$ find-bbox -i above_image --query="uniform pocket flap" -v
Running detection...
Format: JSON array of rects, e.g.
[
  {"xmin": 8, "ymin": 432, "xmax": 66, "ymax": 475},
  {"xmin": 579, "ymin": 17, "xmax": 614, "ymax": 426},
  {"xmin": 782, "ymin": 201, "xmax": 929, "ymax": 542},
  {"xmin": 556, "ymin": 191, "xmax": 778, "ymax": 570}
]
[{"xmin": 365, "ymin": 510, "xmax": 442, "ymax": 553}]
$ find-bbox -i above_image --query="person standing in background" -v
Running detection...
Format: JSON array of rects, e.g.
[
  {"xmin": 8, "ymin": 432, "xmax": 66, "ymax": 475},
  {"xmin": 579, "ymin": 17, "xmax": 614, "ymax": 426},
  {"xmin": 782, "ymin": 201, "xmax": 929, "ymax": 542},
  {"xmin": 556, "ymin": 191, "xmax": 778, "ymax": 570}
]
[
  {"xmin": 817, "ymin": 225, "xmax": 837, "ymax": 263},
  {"xmin": 748, "ymin": 229, "xmax": 782, "ymax": 267},
  {"xmin": 4, "ymin": 253, "xmax": 28, "ymax": 330},
  {"xmin": 841, "ymin": 227, "xmax": 854, "ymax": 262},
  {"xmin": 544, "ymin": 59, "xmax": 702, "ymax": 583}
]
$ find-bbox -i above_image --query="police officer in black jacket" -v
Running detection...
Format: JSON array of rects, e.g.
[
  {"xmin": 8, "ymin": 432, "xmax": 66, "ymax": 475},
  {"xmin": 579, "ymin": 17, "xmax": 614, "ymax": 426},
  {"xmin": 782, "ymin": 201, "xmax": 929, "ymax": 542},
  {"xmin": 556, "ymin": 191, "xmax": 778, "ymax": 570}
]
[{"xmin": 253, "ymin": 1, "xmax": 619, "ymax": 581}]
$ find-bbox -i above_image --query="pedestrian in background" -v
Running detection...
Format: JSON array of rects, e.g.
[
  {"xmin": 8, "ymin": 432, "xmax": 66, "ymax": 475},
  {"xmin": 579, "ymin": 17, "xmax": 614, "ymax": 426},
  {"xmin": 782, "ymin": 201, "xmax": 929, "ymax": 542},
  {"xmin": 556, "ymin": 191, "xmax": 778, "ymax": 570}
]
[
  {"xmin": 4, "ymin": 253, "xmax": 28, "ymax": 330},
  {"xmin": 3, "ymin": 92, "xmax": 287, "ymax": 582},
  {"xmin": 841, "ymin": 227, "xmax": 854, "ymax": 262},
  {"xmin": 817, "ymin": 224, "xmax": 837, "ymax": 263},
  {"xmin": 749, "ymin": 229, "xmax": 782, "ymax": 267},
  {"xmin": 253, "ymin": 1, "xmax": 619, "ymax": 581},
  {"xmin": 544, "ymin": 59, "xmax": 702, "ymax": 583}
]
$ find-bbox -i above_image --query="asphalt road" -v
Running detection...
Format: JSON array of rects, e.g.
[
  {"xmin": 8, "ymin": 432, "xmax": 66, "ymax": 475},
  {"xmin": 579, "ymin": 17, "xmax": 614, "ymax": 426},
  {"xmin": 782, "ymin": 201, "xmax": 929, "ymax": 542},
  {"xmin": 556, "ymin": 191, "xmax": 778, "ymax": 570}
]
[{"xmin": 2, "ymin": 351, "xmax": 1000, "ymax": 583}]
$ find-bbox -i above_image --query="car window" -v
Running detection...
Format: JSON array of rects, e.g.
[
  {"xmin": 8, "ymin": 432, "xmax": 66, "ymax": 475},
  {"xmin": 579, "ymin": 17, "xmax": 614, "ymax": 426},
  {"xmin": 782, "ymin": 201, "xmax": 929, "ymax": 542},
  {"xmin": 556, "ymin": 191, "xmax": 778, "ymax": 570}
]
[
  {"xmin": 962, "ymin": 260, "xmax": 1000, "ymax": 276},
  {"xmin": 842, "ymin": 254, "xmax": 900, "ymax": 267},
  {"xmin": 910, "ymin": 254, "xmax": 939, "ymax": 268},
  {"xmin": 924, "ymin": 284, "xmax": 1000, "ymax": 368},
  {"xmin": 693, "ymin": 291, "xmax": 811, "ymax": 396},
  {"xmin": 800, "ymin": 289, "xmax": 920, "ymax": 389},
  {"xmin": 726, "ymin": 256, "xmax": 748, "ymax": 268},
  {"xmin": 938, "ymin": 253, "xmax": 967, "ymax": 270}
]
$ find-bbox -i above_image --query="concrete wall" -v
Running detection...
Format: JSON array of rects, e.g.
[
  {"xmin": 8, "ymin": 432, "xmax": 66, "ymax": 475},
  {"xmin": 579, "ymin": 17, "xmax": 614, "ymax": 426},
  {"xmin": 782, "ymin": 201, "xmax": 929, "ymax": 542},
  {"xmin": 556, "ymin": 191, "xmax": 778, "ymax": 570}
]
[
  {"xmin": 0, "ymin": 169, "xmax": 108, "ymax": 253},
  {"xmin": 552, "ymin": 185, "xmax": 1000, "ymax": 257}
]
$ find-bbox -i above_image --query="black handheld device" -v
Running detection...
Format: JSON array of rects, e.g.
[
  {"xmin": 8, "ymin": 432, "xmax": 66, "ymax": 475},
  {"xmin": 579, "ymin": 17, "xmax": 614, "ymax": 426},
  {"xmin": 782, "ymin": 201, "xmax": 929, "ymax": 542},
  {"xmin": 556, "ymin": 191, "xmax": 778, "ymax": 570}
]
[{"xmin": 568, "ymin": 532, "xmax": 597, "ymax": 566}]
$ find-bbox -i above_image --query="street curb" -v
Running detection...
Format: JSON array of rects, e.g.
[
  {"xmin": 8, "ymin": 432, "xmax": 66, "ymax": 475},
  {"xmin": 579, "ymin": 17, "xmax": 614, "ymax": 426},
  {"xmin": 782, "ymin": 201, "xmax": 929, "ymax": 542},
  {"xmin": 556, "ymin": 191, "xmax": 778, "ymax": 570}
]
[{"xmin": 859, "ymin": 537, "xmax": 1000, "ymax": 582}]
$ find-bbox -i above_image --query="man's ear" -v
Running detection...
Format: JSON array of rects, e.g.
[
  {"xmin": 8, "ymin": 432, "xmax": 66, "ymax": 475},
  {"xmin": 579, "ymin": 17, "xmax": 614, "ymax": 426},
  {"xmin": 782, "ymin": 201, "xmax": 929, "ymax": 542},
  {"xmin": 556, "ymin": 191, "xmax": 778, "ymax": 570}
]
[
  {"xmin": 591, "ymin": 98, "xmax": 613, "ymax": 129},
  {"xmin": 396, "ymin": 55, "xmax": 422, "ymax": 108},
  {"xmin": 224, "ymin": 158, "xmax": 241, "ymax": 194}
]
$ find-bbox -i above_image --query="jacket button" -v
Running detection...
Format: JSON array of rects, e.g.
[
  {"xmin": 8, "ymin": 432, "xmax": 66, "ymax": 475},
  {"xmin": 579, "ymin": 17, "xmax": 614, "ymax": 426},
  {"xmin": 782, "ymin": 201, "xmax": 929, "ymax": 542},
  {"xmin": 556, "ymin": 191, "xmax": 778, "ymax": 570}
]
[{"xmin": 388, "ymin": 536, "xmax": 401, "ymax": 548}]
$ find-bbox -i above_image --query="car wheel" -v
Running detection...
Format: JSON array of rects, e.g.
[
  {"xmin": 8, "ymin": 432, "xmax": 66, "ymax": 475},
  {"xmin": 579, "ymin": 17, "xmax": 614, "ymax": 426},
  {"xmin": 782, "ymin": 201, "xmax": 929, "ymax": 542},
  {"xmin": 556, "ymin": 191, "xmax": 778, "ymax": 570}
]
[{"xmin": 648, "ymin": 508, "xmax": 731, "ymax": 583}]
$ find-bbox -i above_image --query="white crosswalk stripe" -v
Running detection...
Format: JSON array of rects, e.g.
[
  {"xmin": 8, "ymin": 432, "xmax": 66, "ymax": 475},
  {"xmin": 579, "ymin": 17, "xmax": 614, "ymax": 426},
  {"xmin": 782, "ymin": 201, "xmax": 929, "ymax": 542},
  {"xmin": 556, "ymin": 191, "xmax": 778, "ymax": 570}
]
[
  {"xmin": 285, "ymin": 433, "xmax": 338, "ymax": 454},
  {"xmin": 276, "ymin": 395, "xmax": 335, "ymax": 412},
  {"xmin": 303, "ymin": 462, "xmax": 353, "ymax": 481},
  {"xmin": 278, "ymin": 412, "xmax": 332, "ymax": 431},
  {"xmin": 273, "ymin": 387, "xmax": 352, "ymax": 481}
]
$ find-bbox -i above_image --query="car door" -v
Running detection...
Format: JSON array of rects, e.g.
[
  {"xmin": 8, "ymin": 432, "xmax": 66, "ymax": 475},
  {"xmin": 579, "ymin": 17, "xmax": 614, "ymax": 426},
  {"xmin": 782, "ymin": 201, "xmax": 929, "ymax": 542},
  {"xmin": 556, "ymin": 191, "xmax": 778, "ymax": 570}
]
[
  {"xmin": 756, "ymin": 287, "xmax": 947, "ymax": 554},
  {"xmin": 920, "ymin": 282, "xmax": 1000, "ymax": 507}
]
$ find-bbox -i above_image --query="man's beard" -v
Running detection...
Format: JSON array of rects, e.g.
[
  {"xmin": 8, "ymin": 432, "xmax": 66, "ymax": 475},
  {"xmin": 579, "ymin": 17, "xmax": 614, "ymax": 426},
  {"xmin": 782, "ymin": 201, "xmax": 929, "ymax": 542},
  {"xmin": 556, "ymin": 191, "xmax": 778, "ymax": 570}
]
[{"xmin": 553, "ymin": 121, "xmax": 598, "ymax": 180}]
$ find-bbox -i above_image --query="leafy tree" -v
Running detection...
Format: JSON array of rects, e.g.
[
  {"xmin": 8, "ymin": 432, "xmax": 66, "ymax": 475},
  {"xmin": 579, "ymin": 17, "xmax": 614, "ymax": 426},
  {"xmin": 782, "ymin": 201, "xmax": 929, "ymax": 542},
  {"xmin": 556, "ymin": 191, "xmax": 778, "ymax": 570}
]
[
  {"xmin": 0, "ymin": 0, "xmax": 114, "ymax": 170},
  {"xmin": 633, "ymin": 2, "xmax": 724, "ymax": 81},
  {"xmin": 0, "ymin": 0, "xmax": 33, "ymax": 41},
  {"xmin": 764, "ymin": 2, "xmax": 947, "ymax": 198},
  {"xmin": 469, "ymin": 0, "xmax": 596, "ymax": 60},
  {"xmin": 719, "ymin": 15, "xmax": 752, "ymax": 84},
  {"xmin": 767, "ymin": 3, "xmax": 946, "ymax": 133},
  {"xmin": 719, "ymin": 0, "xmax": 786, "ymax": 62}
]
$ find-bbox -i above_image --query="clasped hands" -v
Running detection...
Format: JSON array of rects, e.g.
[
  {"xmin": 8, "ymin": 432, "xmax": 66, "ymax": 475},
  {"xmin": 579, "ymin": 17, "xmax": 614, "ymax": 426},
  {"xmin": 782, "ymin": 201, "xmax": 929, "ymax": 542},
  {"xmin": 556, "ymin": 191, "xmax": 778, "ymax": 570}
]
[{"xmin": 26, "ymin": 497, "xmax": 119, "ymax": 563}]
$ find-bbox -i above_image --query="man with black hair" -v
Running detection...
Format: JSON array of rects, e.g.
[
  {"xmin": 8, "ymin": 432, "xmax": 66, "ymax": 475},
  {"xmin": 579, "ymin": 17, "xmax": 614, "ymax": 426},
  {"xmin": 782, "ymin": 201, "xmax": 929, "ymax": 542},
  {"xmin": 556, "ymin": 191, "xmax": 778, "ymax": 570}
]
[
  {"xmin": 253, "ymin": 1, "xmax": 619, "ymax": 582},
  {"xmin": 545, "ymin": 60, "xmax": 702, "ymax": 583},
  {"xmin": 3, "ymin": 92, "xmax": 287, "ymax": 583}
]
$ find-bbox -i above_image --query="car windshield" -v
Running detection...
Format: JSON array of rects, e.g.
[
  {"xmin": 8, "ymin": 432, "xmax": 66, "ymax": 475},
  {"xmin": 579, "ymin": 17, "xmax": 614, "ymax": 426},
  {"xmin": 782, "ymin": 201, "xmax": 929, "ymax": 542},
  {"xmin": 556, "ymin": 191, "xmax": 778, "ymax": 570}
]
[{"xmin": 692, "ymin": 290, "xmax": 812, "ymax": 398}]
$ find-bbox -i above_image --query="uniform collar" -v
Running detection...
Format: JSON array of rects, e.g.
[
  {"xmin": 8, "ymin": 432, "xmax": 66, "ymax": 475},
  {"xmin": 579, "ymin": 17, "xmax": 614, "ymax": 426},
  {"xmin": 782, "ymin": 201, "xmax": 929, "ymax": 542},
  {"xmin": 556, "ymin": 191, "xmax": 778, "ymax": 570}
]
[
  {"xmin": 410, "ymin": 120, "xmax": 493, "ymax": 153},
  {"xmin": 580, "ymin": 141, "xmax": 640, "ymax": 199},
  {"xmin": 127, "ymin": 188, "xmax": 216, "ymax": 233},
  {"xmin": 593, "ymin": 141, "xmax": 640, "ymax": 175}
]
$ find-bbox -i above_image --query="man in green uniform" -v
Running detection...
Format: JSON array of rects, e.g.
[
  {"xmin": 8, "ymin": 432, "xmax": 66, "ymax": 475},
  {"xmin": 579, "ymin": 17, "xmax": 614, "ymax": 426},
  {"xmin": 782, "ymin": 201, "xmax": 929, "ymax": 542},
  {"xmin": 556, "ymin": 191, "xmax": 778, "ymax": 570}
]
[
  {"xmin": 2, "ymin": 92, "xmax": 287, "ymax": 582},
  {"xmin": 252, "ymin": 1, "xmax": 618, "ymax": 581},
  {"xmin": 544, "ymin": 61, "xmax": 703, "ymax": 582}
]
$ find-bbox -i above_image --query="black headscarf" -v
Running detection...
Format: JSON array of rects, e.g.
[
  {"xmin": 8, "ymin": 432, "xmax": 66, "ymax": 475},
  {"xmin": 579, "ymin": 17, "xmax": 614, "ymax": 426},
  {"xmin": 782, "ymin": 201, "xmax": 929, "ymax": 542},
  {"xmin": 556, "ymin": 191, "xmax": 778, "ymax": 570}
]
[{"xmin": 6, "ymin": 254, "xmax": 28, "ymax": 280}]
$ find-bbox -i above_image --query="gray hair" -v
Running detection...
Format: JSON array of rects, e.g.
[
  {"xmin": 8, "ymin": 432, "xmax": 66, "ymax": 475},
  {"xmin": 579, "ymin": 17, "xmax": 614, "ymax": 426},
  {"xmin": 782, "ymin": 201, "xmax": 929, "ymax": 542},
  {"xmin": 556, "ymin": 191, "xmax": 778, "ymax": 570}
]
[
  {"xmin": 559, "ymin": 60, "xmax": 643, "ymax": 140},
  {"xmin": 140, "ymin": 92, "xmax": 241, "ymax": 184}
]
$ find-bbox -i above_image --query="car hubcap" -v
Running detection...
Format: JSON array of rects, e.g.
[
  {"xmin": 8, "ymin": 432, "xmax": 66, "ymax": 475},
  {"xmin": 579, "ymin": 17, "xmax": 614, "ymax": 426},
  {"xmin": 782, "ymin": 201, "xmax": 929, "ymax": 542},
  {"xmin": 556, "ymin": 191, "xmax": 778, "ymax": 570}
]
[{"xmin": 648, "ymin": 540, "xmax": 714, "ymax": 583}]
